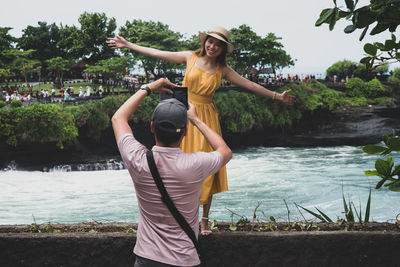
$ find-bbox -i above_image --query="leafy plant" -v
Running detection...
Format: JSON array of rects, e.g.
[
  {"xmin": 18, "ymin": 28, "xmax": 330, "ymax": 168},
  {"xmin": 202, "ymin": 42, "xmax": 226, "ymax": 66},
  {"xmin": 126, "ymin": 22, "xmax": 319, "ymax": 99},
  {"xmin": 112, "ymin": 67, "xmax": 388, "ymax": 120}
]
[
  {"xmin": 363, "ymin": 135, "xmax": 400, "ymax": 192},
  {"xmin": 316, "ymin": 0, "xmax": 400, "ymax": 68},
  {"xmin": 345, "ymin": 77, "xmax": 387, "ymax": 98},
  {"xmin": 210, "ymin": 219, "xmax": 219, "ymax": 231},
  {"xmin": 10, "ymin": 99, "xmax": 22, "ymax": 108},
  {"xmin": 388, "ymin": 68, "xmax": 400, "ymax": 95},
  {"xmin": 295, "ymin": 189, "xmax": 372, "ymax": 224},
  {"xmin": 326, "ymin": 59, "xmax": 359, "ymax": 80}
]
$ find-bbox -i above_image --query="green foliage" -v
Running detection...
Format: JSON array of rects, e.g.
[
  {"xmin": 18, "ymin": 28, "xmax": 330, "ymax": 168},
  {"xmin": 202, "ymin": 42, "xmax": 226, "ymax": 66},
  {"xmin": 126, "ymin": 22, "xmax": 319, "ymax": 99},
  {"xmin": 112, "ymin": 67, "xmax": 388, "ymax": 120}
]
[
  {"xmin": 345, "ymin": 77, "xmax": 386, "ymax": 98},
  {"xmin": 285, "ymin": 79, "xmax": 344, "ymax": 111},
  {"xmin": 388, "ymin": 68, "xmax": 400, "ymax": 95},
  {"xmin": 182, "ymin": 34, "xmax": 201, "ymax": 51},
  {"xmin": 45, "ymin": 56, "xmax": 70, "ymax": 87},
  {"xmin": 10, "ymin": 100, "xmax": 22, "ymax": 108},
  {"xmin": 6, "ymin": 49, "xmax": 41, "ymax": 82},
  {"xmin": 0, "ymin": 108, "xmax": 17, "ymax": 146},
  {"xmin": 296, "ymin": 189, "xmax": 371, "ymax": 224},
  {"xmin": 0, "ymin": 68, "xmax": 12, "ymax": 78},
  {"xmin": 0, "ymin": 104, "xmax": 78, "ymax": 148},
  {"xmin": 228, "ymin": 24, "xmax": 294, "ymax": 74},
  {"xmin": 342, "ymin": 96, "xmax": 369, "ymax": 106},
  {"xmin": 84, "ymin": 101, "xmax": 110, "ymax": 140},
  {"xmin": 0, "ymin": 27, "xmax": 17, "ymax": 67},
  {"xmin": 63, "ymin": 95, "xmax": 133, "ymax": 140},
  {"xmin": 213, "ymin": 79, "xmax": 351, "ymax": 134},
  {"xmin": 45, "ymin": 57, "xmax": 70, "ymax": 73},
  {"xmin": 18, "ymin": 22, "xmax": 63, "ymax": 67},
  {"xmin": 214, "ymin": 90, "xmax": 274, "ymax": 133},
  {"xmin": 214, "ymin": 80, "xmax": 345, "ymax": 134},
  {"xmin": 85, "ymin": 56, "xmax": 133, "ymax": 80},
  {"xmin": 316, "ymin": 0, "xmax": 400, "ymax": 68},
  {"xmin": 372, "ymin": 97, "xmax": 395, "ymax": 106},
  {"xmin": 0, "ymin": 100, "xmax": 5, "ymax": 108},
  {"xmin": 363, "ymin": 135, "xmax": 400, "ymax": 192},
  {"xmin": 119, "ymin": 20, "xmax": 184, "ymax": 75},
  {"xmin": 15, "ymin": 104, "xmax": 78, "ymax": 148},
  {"xmin": 326, "ymin": 59, "xmax": 359, "ymax": 80},
  {"xmin": 77, "ymin": 12, "xmax": 117, "ymax": 62}
]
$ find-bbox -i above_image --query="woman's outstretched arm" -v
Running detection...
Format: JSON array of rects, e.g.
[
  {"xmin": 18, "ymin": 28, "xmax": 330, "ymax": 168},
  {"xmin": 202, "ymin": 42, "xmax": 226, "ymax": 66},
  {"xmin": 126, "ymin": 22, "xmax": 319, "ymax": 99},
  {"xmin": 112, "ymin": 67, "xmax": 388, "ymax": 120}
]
[
  {"xmin": 223, "ymin": 65, "xmax": 295, "ymax": 105},
  {"xmin": 107, "ymin": 34, "xmax": 191, "ymax": 64}
]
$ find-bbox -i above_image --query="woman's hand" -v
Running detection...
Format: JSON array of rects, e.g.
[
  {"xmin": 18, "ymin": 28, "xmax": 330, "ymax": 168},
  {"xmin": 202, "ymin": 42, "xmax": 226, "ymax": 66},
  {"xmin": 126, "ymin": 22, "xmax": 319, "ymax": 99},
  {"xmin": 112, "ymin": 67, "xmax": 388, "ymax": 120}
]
[
  {"xmin": 278, "ymin": 90, "xmax": 296, "ymax": 106},
  {"xmin": 107, "ymin": 34, "xmax": 130, "ymax": 49}
]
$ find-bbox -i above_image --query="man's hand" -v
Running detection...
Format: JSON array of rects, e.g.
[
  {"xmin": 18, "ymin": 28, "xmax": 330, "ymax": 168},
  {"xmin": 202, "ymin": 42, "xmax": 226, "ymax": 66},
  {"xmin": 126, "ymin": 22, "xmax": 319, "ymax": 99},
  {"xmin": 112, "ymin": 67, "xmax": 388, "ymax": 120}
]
[
  {"xmin": 112, "ymin": 78, "xmax": 176, "ymax": 142},
  {"xmin": 148, "ymin": 78, "xmax": 175, "ymax": 94},
  {"xmin": 186, "ymin": 102, "xmax": 232, "ymax": 166},
  {"xmin": 187, "ymin": 103, "xmax": 198, "ymax": 123}
]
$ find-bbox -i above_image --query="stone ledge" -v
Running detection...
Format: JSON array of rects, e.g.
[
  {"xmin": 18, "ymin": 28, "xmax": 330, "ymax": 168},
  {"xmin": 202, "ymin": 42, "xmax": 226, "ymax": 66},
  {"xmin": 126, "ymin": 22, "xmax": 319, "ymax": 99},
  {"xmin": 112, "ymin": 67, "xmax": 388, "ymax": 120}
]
[{"xmin": 1, "ymin": 229, "xmax": 399, "ymax": 267}]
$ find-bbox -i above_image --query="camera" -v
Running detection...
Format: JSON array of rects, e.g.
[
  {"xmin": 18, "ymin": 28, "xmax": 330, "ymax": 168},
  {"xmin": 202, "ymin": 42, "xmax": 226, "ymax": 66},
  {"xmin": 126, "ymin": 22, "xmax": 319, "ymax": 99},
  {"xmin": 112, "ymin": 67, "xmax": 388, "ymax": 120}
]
[{"xmin": 160, "ymin": 86, "xmax": 188, "ymax": 108}]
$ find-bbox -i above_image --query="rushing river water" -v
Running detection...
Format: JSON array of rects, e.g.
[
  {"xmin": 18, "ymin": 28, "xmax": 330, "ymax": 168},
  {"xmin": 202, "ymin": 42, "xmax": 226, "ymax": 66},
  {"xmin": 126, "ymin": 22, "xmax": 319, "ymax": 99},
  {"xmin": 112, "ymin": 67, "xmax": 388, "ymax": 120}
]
[{"xmin": 1, "ymin": 145, "xmax": 399, "ymax": 225}]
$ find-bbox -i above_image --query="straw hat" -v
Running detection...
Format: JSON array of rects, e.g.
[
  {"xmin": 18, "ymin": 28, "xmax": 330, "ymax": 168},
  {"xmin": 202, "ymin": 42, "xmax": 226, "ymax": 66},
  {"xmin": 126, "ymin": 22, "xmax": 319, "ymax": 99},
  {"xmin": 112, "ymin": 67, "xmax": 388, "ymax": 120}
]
[{"xmin": 198, "ymin": 26, "xmax": 234, "ymax": 54}]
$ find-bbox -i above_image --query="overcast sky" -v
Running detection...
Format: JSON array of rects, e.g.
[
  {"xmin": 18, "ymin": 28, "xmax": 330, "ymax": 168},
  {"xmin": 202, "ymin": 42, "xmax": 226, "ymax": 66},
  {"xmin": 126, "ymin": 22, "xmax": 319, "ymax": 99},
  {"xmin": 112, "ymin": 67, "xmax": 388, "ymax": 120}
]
[{"xmin": 1, "ymin": 0, "xmax": 398, "ymax": 75}]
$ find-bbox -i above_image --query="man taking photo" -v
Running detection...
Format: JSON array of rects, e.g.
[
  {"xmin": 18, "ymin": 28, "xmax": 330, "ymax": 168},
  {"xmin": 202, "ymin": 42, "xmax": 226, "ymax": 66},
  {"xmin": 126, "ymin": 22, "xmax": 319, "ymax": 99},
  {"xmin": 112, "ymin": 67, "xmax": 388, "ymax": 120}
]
[{"xmin": 112, "ymin": 78, "xmax": 232, "ymax": 267}]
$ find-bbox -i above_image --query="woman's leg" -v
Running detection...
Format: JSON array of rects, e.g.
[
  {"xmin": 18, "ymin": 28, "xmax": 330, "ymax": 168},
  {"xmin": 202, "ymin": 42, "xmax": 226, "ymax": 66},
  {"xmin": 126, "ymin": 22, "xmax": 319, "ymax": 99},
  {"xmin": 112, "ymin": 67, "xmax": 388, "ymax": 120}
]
[{"xmin": 201, "ymin": 196, "xmax": 213, "ymax": 236}]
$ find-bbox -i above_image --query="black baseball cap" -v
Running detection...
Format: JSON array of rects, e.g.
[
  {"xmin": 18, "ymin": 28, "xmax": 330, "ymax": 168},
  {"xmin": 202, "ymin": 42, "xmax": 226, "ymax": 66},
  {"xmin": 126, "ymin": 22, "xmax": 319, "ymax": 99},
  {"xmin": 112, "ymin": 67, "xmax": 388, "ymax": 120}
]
[{"xmin": 151, "ymin": 98, "xmax": 187, "ymax": 132}]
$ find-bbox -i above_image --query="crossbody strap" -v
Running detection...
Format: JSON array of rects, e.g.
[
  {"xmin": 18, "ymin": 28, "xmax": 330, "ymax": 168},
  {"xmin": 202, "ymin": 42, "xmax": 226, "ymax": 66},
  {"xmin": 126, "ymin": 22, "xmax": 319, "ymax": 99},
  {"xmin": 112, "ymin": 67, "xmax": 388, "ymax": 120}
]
[{"xmin": 146, "ymin": 150, "xmax": 202, "ymax": 262}]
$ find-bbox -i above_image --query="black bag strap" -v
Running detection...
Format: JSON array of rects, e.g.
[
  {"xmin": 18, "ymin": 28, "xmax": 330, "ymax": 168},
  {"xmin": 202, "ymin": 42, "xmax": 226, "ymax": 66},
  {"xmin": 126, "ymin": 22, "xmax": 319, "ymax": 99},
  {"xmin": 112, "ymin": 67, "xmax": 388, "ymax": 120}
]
[{"xmin": 146, "ymin": 150, "xmax": 202, "ymax": 263}]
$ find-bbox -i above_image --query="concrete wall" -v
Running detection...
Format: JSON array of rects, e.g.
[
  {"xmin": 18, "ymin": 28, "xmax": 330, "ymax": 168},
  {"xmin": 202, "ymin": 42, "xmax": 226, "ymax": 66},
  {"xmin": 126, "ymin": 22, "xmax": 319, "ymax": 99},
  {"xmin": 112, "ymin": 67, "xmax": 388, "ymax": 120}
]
[{"xmin": 1, "ymin": 231, "xmax": 399, "ymax": 267}]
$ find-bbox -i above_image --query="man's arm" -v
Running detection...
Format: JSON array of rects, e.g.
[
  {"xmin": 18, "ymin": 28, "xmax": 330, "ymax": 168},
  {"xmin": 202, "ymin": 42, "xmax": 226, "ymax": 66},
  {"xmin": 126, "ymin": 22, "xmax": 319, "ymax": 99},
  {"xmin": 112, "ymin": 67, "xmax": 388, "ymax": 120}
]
[
  {"xmin": 111, "ymin": 78, "xmax": 175, "ymax": 142},
  {"xmin": 187, "ymin": 103, "xmax": 232, "ymax": 166}
]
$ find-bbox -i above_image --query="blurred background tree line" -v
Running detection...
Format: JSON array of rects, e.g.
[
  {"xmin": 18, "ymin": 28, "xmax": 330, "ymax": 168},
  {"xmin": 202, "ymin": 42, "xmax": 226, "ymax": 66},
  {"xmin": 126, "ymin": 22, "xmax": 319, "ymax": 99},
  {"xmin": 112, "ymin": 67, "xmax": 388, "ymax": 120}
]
[{"xmin": 0, "ymin": 12, "xmax": 294, "ymax": 88}]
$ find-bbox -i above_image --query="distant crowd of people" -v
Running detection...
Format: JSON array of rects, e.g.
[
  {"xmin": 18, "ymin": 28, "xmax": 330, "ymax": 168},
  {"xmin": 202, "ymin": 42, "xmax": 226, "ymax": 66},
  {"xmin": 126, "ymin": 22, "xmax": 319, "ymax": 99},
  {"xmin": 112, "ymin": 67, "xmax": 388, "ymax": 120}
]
[{"xmin": 1, "ymin": 72, "xmax": 323, "ymax": 106}]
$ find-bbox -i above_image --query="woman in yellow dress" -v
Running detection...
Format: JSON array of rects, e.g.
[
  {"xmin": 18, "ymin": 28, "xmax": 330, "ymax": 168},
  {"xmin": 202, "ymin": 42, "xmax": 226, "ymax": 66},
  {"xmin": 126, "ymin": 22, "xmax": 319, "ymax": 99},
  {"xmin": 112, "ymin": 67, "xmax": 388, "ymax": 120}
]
[{"xmin": 108, "ymin": 26, "xmax": 295, "ymax": 235}]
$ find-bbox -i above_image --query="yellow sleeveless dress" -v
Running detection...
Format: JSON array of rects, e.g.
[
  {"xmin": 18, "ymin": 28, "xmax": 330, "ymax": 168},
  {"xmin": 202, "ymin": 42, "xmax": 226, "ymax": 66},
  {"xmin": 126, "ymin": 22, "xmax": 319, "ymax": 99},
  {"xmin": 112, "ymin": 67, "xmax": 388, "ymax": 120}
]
[{"xmin": 181, "ymin": 53, "xmax": 228, "ymax": 205}]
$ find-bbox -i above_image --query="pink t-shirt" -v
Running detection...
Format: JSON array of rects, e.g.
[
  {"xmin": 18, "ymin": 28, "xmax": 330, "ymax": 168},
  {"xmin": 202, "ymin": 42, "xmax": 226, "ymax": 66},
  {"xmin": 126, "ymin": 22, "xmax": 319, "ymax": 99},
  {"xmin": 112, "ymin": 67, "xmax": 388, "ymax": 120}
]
[{"xmin": 118, "ymin": 133, "xmax": 223, "ymax": 266}]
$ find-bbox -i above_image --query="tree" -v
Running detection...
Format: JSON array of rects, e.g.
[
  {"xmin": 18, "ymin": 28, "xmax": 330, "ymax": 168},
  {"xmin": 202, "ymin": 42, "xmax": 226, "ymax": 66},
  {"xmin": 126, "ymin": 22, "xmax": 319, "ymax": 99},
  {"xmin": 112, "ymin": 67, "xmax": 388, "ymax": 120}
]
[
  {"xmin": 5, "ymin": 49, "xmax": 41, "ymax": 82},
  {"xmin": 388, "ymin": 68, "xmax": 400, "ymax": 94},
  {"xmin": 182, "ymin": 34, "xmax": 201, "ymax": 51},
  {"xmin": 77, "ymin": 12, "xmax": 117, "ymax": 63},
  {"xmin": 0, "ymin": 68, "xmax": 11, "ymax": 79},
  {"xmin": 46, "ymin": 57, "xmax": 71, "ymax": 88},
  {"xmin": 18, "ymin": 22, "xmax": 62, "ymax": 73},
  {"xmin": 119, "ymin": 20, "xmax": 185, "ymax": 77},
  {"xmin": 316, "ymin": 0, "xmax": 400, "ymax": 68},
  {"xmin": 84, "ymin": 56, "xmax": 133, "ymax": 81},
  {"xmin": 228, "ymin": 24, "xmax": 294, "ymax": 75},
  {"xmin": 57, "ymin": 12, "xmax": 117, "ymax": 63},
  {"xmin": 57, "ymin": 24, "xmax": 84, "ymax": 61},
  {"xmin": 229, "ymin": 25, "xmax": 261, "ymax": 74},
  {"xmin": 326, "ymin": 59, "xmax": 360, "ymax": 80},
  {"xmin": 0, "ymin": 27, "xmax": 17, "ymax": 79}
]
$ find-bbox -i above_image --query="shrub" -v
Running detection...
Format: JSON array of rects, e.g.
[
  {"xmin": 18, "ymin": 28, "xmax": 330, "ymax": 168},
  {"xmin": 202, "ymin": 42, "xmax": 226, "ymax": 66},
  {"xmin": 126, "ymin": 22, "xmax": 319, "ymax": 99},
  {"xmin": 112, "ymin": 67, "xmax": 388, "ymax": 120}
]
[
  {"xmin": 345, "ymin": 77, "xmax": 364, "ymax": 97},
  {"xmin": 0, "ymin": 100, "xmax": 6, "ymax": 108},
  {"xmin": 388, "ymin": 68, "xmax": 400, "ymax": 95},
  {"xmin": 284, "ymin": 79, "xmax": 344, "ymax": 111},
  {"xmin": 372, "ymin": 97, "xmax": 395, "ymax": 106},
  {"xmin": 364, "ymin": 78, "xmax": 386, "ymax": 98},
  {"xmin": 343, "ymin": 96, "xmax": 369, "ymax": 106},
  {"xmin": 0, "ymin": 108, "xmax": 17, "ymax": 146},
  {"xmin": 15, "ymin": 104, "xmax": 78, "ymax": 148},
  {"xmin": 345, "ymin": 77, "xmax": 386, "ymax": 98},
  {"xmin": 326, "ymin": 59, "xmax": 359, "ymax": 80},
  {"xmin": 10, "ymin": 99, "xmax": 22, "ymax": 108}
]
